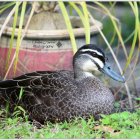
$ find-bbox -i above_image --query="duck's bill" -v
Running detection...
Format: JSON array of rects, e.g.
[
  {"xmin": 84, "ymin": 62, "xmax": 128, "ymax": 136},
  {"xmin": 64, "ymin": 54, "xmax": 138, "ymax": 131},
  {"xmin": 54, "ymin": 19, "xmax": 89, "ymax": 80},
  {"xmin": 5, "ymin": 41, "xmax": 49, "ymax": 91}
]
[{"xmin": 100, "ymin": 63, "xmax": 125, "ymax": 83}]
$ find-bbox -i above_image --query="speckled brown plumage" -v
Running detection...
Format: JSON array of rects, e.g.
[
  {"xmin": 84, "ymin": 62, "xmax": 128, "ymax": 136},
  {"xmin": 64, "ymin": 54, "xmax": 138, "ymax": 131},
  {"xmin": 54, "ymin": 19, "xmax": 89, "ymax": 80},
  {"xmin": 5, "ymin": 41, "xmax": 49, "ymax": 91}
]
[
  {"xmin": 0, "ymin": 44, "xmax": 124, "ymax": 123},
  {"xmin": 0, "ymin": 70, "xmax": 114, "ymax": 123}
]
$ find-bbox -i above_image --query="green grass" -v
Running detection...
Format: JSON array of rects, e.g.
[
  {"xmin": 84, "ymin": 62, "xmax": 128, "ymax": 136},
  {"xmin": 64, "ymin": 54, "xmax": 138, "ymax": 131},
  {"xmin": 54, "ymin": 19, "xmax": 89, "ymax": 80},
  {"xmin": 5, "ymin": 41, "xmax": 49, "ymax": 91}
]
[{"xmin": 0, "ymin": 109, "xmax": 140, "ymax": 138}]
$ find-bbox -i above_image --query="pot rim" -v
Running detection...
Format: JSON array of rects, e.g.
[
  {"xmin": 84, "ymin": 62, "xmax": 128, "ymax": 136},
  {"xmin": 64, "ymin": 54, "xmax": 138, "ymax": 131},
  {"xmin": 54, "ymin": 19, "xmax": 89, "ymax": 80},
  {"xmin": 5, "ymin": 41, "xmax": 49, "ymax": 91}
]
[{"xmin": 0, "ymin": 16, "xmax": 102, "ymax": 39}]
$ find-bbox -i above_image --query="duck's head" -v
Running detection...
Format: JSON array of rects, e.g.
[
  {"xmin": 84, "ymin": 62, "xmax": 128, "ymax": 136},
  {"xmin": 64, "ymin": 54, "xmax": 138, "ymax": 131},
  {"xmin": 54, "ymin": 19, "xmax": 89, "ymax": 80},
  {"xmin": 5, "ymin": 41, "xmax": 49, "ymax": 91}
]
[{"xmin": 73, "ymin": 44, "xmax": 125, "ymax": 83}]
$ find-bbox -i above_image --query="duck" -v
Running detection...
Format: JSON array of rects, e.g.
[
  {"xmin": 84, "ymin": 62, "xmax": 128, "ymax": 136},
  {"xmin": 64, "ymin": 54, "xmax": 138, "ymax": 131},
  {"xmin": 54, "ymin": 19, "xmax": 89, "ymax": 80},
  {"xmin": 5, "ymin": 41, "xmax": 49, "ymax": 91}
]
[{"xmin": 0, "ymin": 44, "xmax": 125, "ymax": 123}]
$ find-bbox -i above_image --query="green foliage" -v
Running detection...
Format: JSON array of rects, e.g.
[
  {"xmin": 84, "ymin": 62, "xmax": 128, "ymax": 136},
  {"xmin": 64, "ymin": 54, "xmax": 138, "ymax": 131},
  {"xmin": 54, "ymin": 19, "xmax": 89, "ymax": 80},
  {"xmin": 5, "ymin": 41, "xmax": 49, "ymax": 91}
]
[
  {"xmin": 101, "ymin": 110, "xmax": 140, "ymax": 138},
  {"xmin": 0, "ymin": 2, "xmax": 139, "ymax": 83},
  {"xmin": 58, "ymin": 1, "xmax": 77, "ymax": 54},
  {"xmin": 14, "ymin": 2, "xmax": 27, "ymax": 74},
  {"xmin": 18, "ymin": 87, "xmax": 24, "ymax": 101},
  {"xmin": 124, "ymin": 2, "xmax": 139, "ymax": 71},
  {"xmin": 5, "ymin": 2, "xmax": 20, "ymax": 72},
  {"xmin": 0, "ymin": 2, "xmax": 15, "ymax": 14},
  {"xmin": 68, "ymin": 2, "xmax": 90, "ymax": 44},
  {"xmin": 0, "ymin": 110, "xmax": 140, "ymax": 138},
  {"xmin": 80, "ymin": 2, "xmax": 90, "ymax": 44},
  {"xmin": 134, "ymin": 98, "xmax": 140, "ymax": 101}
]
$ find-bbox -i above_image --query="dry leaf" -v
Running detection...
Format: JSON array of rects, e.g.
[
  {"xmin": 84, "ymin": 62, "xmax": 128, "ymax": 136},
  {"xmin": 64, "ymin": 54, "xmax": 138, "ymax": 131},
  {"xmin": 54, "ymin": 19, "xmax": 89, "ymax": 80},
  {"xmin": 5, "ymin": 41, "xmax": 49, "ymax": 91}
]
[{"xmin": 94, "ymin": 125, "xmax": 121, "ymax": 136}]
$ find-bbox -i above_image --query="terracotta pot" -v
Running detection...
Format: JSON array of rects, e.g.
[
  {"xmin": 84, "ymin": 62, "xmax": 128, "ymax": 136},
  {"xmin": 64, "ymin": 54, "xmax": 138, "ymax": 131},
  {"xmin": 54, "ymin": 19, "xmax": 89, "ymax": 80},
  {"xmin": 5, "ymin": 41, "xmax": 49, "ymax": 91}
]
[{"xmin": 0, "ymin": 12, "xmax": 102, "ymax": 79}]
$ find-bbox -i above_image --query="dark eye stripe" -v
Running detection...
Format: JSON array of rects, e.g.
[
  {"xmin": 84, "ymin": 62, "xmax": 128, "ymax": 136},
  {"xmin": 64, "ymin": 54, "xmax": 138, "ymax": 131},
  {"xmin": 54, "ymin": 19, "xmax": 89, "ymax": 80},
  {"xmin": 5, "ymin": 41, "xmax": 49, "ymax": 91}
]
[
  {"xmin": 81, "ymin": 51, "xmax": 105, "ymax": 64},
  {"xmin": 96, "ymin": 55, "xmax": 105, "ymax": 64}
]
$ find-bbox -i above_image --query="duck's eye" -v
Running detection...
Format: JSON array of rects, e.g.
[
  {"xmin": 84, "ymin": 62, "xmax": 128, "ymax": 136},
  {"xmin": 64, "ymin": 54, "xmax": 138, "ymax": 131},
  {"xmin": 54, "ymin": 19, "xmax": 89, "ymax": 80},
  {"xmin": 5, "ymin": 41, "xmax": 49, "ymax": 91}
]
[{"xmin": 92, "ymin": 52, "xmax": 96, "ymax": 55}]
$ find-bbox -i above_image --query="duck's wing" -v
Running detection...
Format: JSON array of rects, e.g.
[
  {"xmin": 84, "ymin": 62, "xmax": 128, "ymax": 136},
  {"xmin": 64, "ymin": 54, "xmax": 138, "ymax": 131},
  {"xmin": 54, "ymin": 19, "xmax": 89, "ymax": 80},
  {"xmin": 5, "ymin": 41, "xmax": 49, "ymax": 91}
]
[
  {"xmin": 0, "ymin": 70, "xmax": 78, "ymax": 122},
  {"xmin": 0, "ymin": 70, "xmax": 75, "ymax": 88},
  {"xmin": 0, "ymin": 71, "xmax": 52, "ymax": 110},
  {"xmin": 0, "ymin": 71, "xmax": 55, "ymax": 88}
]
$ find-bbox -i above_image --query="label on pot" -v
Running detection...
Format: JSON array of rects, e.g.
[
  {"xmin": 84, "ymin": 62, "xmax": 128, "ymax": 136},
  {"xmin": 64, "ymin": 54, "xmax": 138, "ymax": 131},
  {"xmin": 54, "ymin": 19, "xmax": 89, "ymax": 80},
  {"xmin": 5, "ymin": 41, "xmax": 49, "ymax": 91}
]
[{"xmin": 32, "ymin": 40, "xmax": 63, "ymax": 49}]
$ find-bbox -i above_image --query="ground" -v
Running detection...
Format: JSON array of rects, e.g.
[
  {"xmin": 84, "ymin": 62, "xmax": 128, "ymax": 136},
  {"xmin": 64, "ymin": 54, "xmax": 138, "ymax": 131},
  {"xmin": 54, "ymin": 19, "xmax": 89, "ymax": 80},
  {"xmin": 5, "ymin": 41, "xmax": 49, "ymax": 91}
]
[{"xmin": 0, "ymin": 109, "xmax": 140, "ymax": 138}]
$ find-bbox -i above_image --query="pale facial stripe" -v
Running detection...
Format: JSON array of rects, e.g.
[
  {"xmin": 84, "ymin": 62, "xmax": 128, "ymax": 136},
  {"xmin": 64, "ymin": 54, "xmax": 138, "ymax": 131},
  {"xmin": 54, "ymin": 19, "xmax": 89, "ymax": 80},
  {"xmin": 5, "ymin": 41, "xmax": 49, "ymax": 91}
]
[
  {"xmin": 81, "ymin": 54, "xmax": 104, "ymax": 68},
  {"xmin": 92, "ymin": 57, "xmax": 104, "ymax": 68},
  {"xmin": 80, "ymin": 49, "xmax": 103, "ymax": 56}
]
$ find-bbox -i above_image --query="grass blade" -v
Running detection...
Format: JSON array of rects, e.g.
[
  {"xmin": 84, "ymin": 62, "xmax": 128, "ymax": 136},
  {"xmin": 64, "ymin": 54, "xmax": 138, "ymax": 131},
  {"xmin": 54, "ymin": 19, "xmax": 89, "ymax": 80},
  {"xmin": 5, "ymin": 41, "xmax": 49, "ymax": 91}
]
[
  {"xmin": 69, "ymin": 2, "xmax": 90, "ymax": 44},
  {"xmin": 124, "ymin": 30, "xmax": 135, "ymax": 44},
  {"xmin": 58, "ymin": 1, "xmax": 77, "ymax": 54},
  {"xmin": 125, "ymin": 2, "xmax": 139, "ymax": 70},
  {"xmin": 93, "ymin": 1, "xmax": 128, "ymax": 60},
  {"xmin": 4, "ymin": 2, "xmax": 35, "ymax": 79},
  {"xmin": 5, "ymin": 2, "xmax": 20, "ymax": 72},
  {"xmin": 0, "ymin": 3, "xmax": 20, "ymax": 38},
  {"xmin": 19, "ymin": 87, "xmax": 24, "ymax": 101},
  {"xmin": 80, "ymin": 2, "xmax": 90, "ymax": 44},
  {"xmin": 14, "ymin": 2, "xmax": 27, "ymax": 74},
  {"xmin": 0, "ymin": 2, "xmax": 16, "ymax": 14}
]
